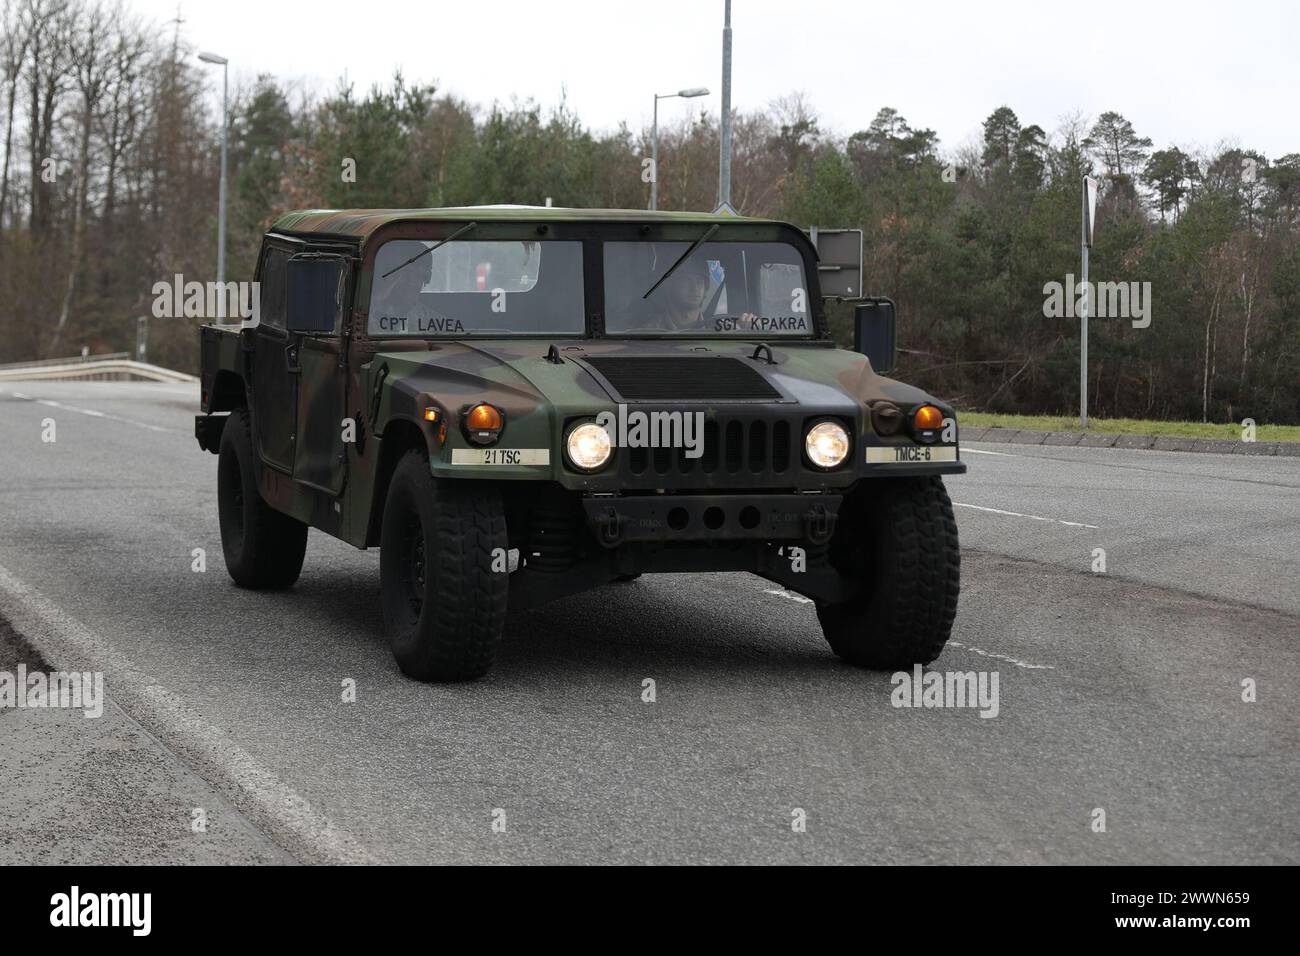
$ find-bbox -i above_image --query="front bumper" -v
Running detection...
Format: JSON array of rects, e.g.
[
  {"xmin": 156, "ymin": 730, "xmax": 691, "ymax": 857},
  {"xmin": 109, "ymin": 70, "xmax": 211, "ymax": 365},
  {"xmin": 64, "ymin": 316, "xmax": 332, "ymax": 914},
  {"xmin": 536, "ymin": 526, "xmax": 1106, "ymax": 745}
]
[{"xmin": 582, "ymin": 492, "xmax": 841, "ymax": 547}]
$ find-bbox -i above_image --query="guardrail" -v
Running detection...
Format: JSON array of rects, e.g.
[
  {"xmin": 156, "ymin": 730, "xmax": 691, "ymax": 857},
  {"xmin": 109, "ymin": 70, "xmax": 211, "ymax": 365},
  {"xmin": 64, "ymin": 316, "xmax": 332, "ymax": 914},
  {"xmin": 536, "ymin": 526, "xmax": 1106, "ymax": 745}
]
[
  {"xmin": 0, "ymin": 357, "xmax": 197, "ymax": 383},
  {"xmin": 0, "ymin": 351, "xmax": 131, "ymax": 370}
]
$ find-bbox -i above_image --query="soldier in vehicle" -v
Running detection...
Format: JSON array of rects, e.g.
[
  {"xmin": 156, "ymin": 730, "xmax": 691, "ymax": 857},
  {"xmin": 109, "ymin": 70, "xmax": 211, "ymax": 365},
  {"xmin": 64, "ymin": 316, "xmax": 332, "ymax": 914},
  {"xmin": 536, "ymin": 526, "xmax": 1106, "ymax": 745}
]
[
  {"xmin": 645, "ymin": 255, "xmax": 711, "ymax": 331},
  {"xmin": 646, "ymin": 255, "xmax": 758, "ymax": 333}
]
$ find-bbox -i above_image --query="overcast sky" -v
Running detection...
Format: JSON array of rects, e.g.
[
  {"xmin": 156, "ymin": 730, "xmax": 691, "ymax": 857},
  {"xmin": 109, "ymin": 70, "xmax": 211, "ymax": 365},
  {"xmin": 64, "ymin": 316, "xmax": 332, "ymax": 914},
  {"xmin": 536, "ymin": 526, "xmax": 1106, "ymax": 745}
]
[{"xmin": 138, "ymin": 0, "xmax": 1299, "ymax": 159}]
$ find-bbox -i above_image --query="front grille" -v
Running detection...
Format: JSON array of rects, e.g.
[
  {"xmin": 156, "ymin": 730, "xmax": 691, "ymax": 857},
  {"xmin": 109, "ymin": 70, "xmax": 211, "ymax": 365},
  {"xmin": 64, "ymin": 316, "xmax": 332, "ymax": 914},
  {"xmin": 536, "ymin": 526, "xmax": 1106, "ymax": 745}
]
[
  {"xmin": 623, "ymin": 415, "xmax": 796, "ymax": 484},
  {"xmin": 583, "ymin": 356, "xmax": 781, "ymax": 402}
]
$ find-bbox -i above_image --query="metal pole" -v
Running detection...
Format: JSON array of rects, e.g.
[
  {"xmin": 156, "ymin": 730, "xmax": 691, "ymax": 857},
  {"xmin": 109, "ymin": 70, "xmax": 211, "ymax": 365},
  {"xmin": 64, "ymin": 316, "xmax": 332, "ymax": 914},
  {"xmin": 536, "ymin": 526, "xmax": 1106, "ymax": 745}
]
[
  {"xmin": 719, "ymin": 0, "xmax": 732, "ymax": 207},
  {"xmin": 217, "ymin": 61, "xmax": 228, "ymax": 285},
  {"xmin": 1080, "ymin": 217, "xmax": 1089, "ymax": 429},
  {"xmin": 650, "ymin": 95, "xmax": 659, "ymax": 211}
]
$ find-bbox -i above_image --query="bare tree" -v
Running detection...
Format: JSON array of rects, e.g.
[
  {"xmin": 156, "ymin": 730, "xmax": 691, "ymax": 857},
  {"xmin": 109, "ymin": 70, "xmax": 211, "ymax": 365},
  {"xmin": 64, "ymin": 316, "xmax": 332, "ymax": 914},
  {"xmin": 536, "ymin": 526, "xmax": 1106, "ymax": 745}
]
[
  {"xmin": 49, "ymin": 0, "xmax": 113, "ymax": 354},
  {"xmin": 23, "ymin": 0, "xmax": 76, "ymax": 237},
  {"xmin": 0, "ymin": 0, "xmax": 32, "ymax": 250},
  {"xmin": 96, "ymin": 10, "xmax": 147, "ymax": 240}
]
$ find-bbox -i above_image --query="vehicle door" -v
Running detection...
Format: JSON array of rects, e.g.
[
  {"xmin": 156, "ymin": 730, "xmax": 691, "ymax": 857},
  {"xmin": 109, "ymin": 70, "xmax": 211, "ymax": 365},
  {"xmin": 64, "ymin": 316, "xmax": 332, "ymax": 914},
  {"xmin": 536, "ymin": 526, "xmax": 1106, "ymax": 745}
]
[
  {"xmin": 250, "ymin": 239, "xmax": 298, "ymax": 472},
  {"xmin": 287, "ymin": 251, "xmax": 352, "ymax": 495}
]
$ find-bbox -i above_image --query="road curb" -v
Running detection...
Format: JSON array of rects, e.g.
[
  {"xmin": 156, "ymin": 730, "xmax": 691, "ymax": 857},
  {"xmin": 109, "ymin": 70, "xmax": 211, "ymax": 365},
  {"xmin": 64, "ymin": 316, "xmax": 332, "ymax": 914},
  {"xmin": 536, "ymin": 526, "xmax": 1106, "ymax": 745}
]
[
  {"xmin": 965, "ymin": 427, "xmax": 1296, "ymax": 457},
  {"xmin": 0, "ymin": 562, "xmax": 375, "ymax": 865}
]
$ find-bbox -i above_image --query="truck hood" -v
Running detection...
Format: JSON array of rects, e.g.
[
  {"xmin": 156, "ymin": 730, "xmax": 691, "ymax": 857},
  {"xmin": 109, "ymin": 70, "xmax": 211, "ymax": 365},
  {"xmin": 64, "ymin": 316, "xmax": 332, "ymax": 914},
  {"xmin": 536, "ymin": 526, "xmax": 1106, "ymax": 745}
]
[{"xmin": 372, "ymin": 338, "xmax": 938, "ymax": 423}]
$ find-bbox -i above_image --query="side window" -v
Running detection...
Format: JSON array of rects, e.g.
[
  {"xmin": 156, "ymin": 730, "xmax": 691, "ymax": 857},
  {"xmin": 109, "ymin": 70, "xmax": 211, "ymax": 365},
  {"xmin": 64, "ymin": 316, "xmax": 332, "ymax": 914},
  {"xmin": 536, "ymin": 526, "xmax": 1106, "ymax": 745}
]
[
  {"xmin": 258, "ymin": 246, "xmax": 289, "ymax": 330},
  {"xmin": 758, "ymin": 262, "xmax": 807, "ymax": 321}
]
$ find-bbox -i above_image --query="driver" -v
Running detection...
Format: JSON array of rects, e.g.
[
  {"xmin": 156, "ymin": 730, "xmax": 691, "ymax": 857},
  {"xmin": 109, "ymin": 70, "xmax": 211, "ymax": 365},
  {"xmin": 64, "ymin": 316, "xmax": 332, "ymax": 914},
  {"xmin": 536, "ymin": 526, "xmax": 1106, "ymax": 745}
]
[
  {"xmin": 646, "ymin": 255, "xmax": 713, "ymax": 331},
  {"xmin": 644, "ymin": 256, "xmax": 759, "ymax": 333}
]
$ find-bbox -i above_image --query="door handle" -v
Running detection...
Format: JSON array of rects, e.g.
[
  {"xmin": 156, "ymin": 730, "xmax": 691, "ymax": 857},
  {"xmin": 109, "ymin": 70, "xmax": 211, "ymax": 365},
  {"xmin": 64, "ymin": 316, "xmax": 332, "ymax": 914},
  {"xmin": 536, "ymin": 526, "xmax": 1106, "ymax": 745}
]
[{"xmin": 284, "ymin": 339, "xmax": 301, "ymax": 374}]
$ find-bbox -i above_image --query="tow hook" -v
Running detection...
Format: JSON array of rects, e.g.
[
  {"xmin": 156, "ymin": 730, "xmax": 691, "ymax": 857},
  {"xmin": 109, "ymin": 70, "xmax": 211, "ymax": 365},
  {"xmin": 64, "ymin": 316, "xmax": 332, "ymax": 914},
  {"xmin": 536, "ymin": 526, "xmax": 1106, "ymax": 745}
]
[
  {"xmin": 594, "ymin": 506, "xmax": 623, "ymax": 547},
  {"xmin": 804, "ymin": 503, "xmax": 836, "ymax": 545}
]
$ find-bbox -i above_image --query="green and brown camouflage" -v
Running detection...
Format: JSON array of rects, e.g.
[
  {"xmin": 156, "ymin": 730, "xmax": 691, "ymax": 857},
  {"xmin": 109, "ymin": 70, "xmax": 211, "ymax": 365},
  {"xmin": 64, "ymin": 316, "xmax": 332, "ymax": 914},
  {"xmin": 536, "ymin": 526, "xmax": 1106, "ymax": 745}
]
[{"xmin": 196, "ymin": 206, "xmax": 963, "ymax": 608}]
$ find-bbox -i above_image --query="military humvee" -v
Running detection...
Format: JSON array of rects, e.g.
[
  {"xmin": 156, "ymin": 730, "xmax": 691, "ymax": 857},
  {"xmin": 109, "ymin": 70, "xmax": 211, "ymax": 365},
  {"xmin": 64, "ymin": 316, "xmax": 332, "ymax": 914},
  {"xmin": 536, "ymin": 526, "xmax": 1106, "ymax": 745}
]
[{"xmin": 196, "ymin": 206, "xmax": 963, "ymax": 681}]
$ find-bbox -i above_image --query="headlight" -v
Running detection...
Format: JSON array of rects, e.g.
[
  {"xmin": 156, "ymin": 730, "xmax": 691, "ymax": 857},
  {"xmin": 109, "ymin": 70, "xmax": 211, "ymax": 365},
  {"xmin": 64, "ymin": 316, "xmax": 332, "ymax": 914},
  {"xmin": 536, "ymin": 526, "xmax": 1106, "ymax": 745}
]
[
  {"xmin": 805, "ymin": 421, "xmax": 850, "ymax": 469},
  {"xmin": 566, "ymin": 422, "xmax": 613, "ymax": 471}
]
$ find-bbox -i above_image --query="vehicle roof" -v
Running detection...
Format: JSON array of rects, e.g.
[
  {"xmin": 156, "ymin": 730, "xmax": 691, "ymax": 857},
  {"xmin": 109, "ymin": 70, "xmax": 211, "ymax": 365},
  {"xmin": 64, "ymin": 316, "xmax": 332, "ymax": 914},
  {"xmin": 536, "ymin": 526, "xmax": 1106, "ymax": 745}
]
[{"xmin": 270, "ymin": 205, "xmax": 786, "ymax": 242}]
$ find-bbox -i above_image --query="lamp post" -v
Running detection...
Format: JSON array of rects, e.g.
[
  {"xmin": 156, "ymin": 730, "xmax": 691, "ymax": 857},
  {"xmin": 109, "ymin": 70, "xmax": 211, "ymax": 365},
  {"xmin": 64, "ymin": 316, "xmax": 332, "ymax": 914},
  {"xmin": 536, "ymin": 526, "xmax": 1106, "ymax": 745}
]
[
  {"xmin": 1080, "ymin": 176, "xmax": 1099, "ymax": 428},
  {"xmin": 650, "ymin": 86, "xmax": 709, "ymax": 211},
  {"xmin": 719, "ymin": 0, "xmax": 733, "ymax": 209},
  {"xmin": 198, "ymin": 51, "xmax": 229, "ymax": 285}
]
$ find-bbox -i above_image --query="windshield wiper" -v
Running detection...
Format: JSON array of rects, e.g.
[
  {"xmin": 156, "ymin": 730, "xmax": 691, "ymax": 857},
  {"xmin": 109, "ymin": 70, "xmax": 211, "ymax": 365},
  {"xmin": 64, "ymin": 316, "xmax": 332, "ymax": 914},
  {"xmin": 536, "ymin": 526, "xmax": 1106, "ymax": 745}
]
[
  {"xmin": 641, "ymin": 223, "xmax": 719, "ymax": 300},
  {"xmin": 381, "ymin": 221, "xmax": 478, "ymax": 280}
]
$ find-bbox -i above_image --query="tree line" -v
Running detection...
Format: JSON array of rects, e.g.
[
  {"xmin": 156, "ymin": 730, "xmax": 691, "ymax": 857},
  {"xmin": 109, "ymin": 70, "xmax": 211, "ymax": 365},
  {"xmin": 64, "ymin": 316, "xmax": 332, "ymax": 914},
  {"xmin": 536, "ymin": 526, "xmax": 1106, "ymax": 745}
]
[{"xmin": 2, "ymin": 0, "xmax": 1296, "ymax": 423}]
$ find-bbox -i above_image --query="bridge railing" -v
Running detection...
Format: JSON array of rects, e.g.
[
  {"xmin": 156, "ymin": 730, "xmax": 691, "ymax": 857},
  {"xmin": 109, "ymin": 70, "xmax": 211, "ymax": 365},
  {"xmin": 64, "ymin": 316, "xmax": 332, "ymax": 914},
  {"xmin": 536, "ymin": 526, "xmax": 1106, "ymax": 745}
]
[
  {"xmin": 0, "ymin": 351, "xmax": 131, "ymax": 371},
  {"xmin": 0, "ymin": 355, "xmax": 196, "ymax": 383}
]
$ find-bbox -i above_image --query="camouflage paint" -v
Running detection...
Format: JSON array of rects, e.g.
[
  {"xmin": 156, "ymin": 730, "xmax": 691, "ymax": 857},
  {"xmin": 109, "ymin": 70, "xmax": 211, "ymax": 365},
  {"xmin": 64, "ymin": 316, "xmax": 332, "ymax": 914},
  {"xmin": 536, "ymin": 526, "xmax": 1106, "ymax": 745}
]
[{"xmin": 199, "ymin": 208, "xmax": 963, "ymax": 551}]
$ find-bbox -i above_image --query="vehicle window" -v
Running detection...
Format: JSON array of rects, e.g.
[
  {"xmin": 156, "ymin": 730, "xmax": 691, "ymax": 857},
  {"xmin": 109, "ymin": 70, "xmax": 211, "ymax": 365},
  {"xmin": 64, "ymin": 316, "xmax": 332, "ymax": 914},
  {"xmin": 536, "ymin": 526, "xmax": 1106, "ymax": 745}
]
[
  {"xmin": 758, "ymin": 263, "xmax": 804, "ymax": 317},
  {"xmin": 258, "ymin": 246, "xmax": 288, "ymax": 330},
  {"xmin": 367, "ymin": 239, "xmax": 584, "ymax": 336},
  {"xmin": 603, "ymin": 241, "xmax": 812, "ymax": 336}
]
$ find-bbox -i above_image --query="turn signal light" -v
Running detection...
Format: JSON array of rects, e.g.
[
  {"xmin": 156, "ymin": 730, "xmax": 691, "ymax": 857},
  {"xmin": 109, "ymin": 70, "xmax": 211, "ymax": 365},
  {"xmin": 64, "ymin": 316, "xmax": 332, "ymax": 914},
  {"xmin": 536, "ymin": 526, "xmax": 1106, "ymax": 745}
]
[
  {"xmin": 423, "ymin": 407, "xmax": 439, "ymax": 422},
  {"xmin": 911, "ymin": 405, "xmax": 945, "ymax": 444},
  {"xmin": 467, "ymin": 404, "xmax": 501, "ymax": 430},
  {"xmin": 464, "ymin": 403, "xmax": 504, "ymax": 445},
  {"xmin": 913, "ymin": 405, "xmax": 944, "ymax": 433}
]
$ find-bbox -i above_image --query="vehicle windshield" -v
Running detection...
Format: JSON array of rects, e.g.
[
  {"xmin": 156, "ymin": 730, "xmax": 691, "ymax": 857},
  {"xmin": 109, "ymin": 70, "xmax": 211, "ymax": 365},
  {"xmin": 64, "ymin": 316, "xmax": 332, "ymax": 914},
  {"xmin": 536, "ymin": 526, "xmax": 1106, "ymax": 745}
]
[
  {"xmin": 604, "ymin": 241, "xmax": 813, "ymax": 336},
  {"xmin": 368, "ymin": 239, "xmax": 584, "ymax": 336}
]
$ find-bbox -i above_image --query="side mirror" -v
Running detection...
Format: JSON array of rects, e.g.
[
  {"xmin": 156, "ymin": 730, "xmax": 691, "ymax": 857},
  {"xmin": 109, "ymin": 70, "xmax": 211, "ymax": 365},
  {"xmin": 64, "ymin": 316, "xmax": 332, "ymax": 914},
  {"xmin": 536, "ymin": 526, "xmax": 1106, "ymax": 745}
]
[
  {"xmin": 287, "ymin": 254, "xmax": 346, "ymax": 334},
  {"xmin": 854, "ymin": 298, "xmax": 895, "ymax": 373}
]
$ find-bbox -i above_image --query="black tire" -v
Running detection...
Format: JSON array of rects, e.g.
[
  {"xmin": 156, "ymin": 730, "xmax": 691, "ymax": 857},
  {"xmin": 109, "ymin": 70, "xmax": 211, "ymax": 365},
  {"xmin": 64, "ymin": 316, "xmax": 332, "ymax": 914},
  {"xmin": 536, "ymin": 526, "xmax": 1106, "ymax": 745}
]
[
  {"xmin": 217, "ymin": 408, "xmax": 308, "ymax": 589},
  {"xmin": 816, "ymin": 476, "xmax": 959, "ymax": 669},
  {"xmin": 613, "ymin": 573, "xmax": 642, "ymax": 583},
  {"xmin": 379, "ymin": 452, "xmax": 508, "ymax": 681}
]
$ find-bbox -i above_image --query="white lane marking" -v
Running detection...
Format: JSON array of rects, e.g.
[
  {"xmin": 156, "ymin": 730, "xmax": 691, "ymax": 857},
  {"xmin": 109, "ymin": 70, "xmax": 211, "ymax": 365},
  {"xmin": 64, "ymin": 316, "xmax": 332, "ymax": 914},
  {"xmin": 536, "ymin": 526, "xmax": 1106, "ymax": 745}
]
[
  {"xmin": 0, "ymin": 561, "xmax": 375, "ymax": 864},
  {"xmin": 44, "ymin": 400, "xmax": 105, "ymax": 417},
  {"xmin": 760, "ymin": 589, "xmax": 1057, "ymax": 669},
  {"xmin": 953, "ymin": 502, "xmax": 1099, "ymax": 530},
  {"xmin": 962, "ymin": 447, "xmax": 1019, "ymax": 457},
  {"xmin": 764, "ymin": 588, "xmax": 813, "ymax": 604},
  {"xmin": 948, "ymin": 640, "xmax": 1054, "ymax": 670},
  {"xmin": 3, "ymin": 391, "xmax": 178, "ymax": 433}
]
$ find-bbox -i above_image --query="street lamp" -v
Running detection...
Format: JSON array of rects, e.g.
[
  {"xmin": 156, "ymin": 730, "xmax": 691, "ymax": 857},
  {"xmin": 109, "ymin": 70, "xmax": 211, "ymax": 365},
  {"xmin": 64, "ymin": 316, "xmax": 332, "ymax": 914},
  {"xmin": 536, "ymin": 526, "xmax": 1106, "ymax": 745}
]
[
  {"xmin": 650, "ymin": 86, "xmax": 709, "ymax": 211},
  {"xmin": 1080, "ymin": 176, "xmax": 1099, "ymax": 428},
  {"xmin": 198, "ymin": 51, "xmax": 229, "ymax": 285},
  {"xmin": 719, "ymin": 0, "xmax": 733, "ymax": 210}
]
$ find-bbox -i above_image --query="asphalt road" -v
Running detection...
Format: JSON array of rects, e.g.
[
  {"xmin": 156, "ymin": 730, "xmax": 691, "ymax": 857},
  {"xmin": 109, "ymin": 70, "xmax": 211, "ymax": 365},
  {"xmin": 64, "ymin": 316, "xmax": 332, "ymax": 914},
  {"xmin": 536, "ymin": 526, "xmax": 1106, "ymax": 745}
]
[
  {"xmin": 1, "ymin": 380, "xmax": 1296, "ymax": 864},
  {"xmin": 0, "ymin": 620, "xmax": 291, "ymax": 864}
]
